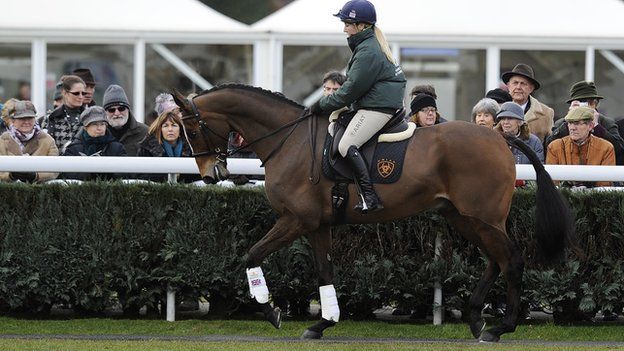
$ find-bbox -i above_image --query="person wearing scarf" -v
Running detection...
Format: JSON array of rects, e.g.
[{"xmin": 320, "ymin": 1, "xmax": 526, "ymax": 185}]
[
  {"xmin": 62, "ymin": 106, "xmax": 126, "ymax": 180},
  {"xmin": 138, "ymin": 99, "xmax": 198, "ymax": 183},
  {"xmin": 0, "ymin": 100, "xmax": 59, "ymax": 183}
]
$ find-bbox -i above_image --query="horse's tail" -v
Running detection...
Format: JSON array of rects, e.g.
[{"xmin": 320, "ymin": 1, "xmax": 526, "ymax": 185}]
[{"xmin": 504, "ymin": 135, "xmax": 579, "ymax": 264}]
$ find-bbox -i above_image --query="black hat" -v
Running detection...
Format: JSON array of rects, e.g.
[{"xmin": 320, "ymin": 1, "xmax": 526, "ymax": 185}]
[
  {"xmin": 485, "ymin": 88, "xmax": 512, "ymax": 104},
  {"xmin": 566, "ymin": 81, "xmax": 603, "ymax": 103},
  {"xmin": 501, "ymin": 63, "xmax": 541, "ymax": 90},
  {"xmin": 72, "ymin": 68, "xmax": 96, "ymax": 86},
  {"xmin": 410, "ymin": 93, "xmax": 437, "ymax": 116}
]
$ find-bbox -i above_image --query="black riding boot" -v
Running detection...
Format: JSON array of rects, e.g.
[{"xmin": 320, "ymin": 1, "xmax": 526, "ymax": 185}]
[{"xmin": 345, "ymin": 145, "xmax": 383, "ymax": 214}]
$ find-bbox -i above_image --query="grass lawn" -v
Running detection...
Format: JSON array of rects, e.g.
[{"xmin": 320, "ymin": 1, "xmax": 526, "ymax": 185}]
[
  {"xmin": 0, "ymin": 340, "xmax": 623, "ymax": 351},
  {"xmin": 0, "ymin": 317, "xmax": 623, "ymax": 350}
]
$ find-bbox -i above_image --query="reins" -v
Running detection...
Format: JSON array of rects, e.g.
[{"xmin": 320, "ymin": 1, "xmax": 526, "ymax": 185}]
[{"xmin": 182, "ymin": 96, "xmax": 315, "ymax": 167}]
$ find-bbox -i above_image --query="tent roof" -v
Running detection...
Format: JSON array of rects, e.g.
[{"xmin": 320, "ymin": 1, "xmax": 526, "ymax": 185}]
[
  {"xmin": 253, "ymin": 0, "xmax": 624, "ymax": 45},
  {"xmin": 1, "ymin": 0, "xmax": 249, "ymax": 38}
]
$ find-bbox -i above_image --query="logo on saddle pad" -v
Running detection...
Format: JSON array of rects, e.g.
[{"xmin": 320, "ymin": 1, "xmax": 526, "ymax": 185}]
[{"xmin": 377, "ymin": 158, "xmax": 396, "ymax": 178}]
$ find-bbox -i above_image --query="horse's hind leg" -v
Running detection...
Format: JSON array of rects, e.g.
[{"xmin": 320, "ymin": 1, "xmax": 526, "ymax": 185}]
[
  {"xmin": 442, "ymin": 209, "xmax": 521, "ymax": 342},
  {"xmin": 468, "ymin": 261, "xmax": 501, "ymax": 338},
  {"xmin": 479, "ymin": 245, "xmax": 524, "ymax": 342},
  {"xmin": 245, "ymin": 215, "xmax": 304, "ymax": 329},
  {"xmin": 301, "ymin": 225, "xmax": 338, "ymax": 339}
]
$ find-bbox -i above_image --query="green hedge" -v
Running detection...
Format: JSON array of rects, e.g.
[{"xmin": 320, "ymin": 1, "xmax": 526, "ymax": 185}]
[{"xmin": 0, "ymin": 183, "xmax": 622, "ymax": 322}]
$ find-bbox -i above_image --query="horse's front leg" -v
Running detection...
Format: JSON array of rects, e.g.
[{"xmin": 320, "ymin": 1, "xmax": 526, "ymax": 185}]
[
  {"xmin": 245, "ymin": 215, "xmax": 304, "ymax": 329},
  {"xmin": 301, "ymin": 225, "xmax": 338, "ymax": 339}
]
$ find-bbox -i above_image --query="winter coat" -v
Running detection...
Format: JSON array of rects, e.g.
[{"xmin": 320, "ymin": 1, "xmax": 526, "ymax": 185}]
[
  {"xmin": 40, "ymin": 104, "xmax": 84, "ymax": 153},
  {"xmin": 546, "ymin": 135, "xmax": 615, "ymax": 187},
  {"xmin": 319, "ymin": 27, "xmax": 406, "ymax": 113},
  {"xmin": 108, "ymin": 112, "xmax": 149, "ymax": 156},
  {"xmin": 62, "ymin": 129, "xmax": 127, "ymax": 180},
  {"xmin": 494, "ymin": 123, "xmax": 544, "ymax": 164},
  {"xmin": 546, "ymin": 113, "xmax": 624, "ymax": 165},
  {"xmin": 525, "ymin": 95, "xmax": 554, "ymax": 143},
  {"xmin": 0, "ymin": 131, "xmax": 59, "ymax": 183},
  {"xmin": 137, "ymin": 134, "xmax": 201, "ymax": 183}
]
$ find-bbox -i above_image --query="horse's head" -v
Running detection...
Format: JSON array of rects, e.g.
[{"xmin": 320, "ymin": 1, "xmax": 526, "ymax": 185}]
[{"xmin": 173, "ymin": 90, "xmax": 230, "ymax": 184}]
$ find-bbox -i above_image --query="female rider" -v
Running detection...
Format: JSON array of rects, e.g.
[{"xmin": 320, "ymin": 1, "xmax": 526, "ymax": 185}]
[{"xmin": 310, "ymin": 0, "xmax": 406, "ymax": 214}]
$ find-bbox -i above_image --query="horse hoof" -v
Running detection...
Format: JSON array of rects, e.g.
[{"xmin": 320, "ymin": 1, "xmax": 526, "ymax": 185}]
[
  {"xmin": 301, "ymin": 329, "xmax": 322, "ymax": 339},
  {"xmin": 470, "ymin": 320, "xmax": 486, "ymax": 339},
  {"xmin": 268, "ymin": 307, "xmax": 282, "ymax": 329},
  {"xmin": 478, "ymin": 330, "xmax": 500, "ymax": 343}
]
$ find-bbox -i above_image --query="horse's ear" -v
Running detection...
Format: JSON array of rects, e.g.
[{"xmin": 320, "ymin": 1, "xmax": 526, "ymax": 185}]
[{"xmin": 171, "ymin": 88, "xmax": 188, "ymax": 110}]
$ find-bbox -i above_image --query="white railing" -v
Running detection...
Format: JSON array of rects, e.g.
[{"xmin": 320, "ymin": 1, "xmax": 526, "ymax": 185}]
[
  {"xmin": 0, "ymin": 156, "xmax": 264, "ymax": 175},
  {"xmin": 2, "ymin": 156, "xmax": 624, "ymax": 181},
  {"xmin": 2, "ymin": 156, "xmax": 624, "ymax": 323}
]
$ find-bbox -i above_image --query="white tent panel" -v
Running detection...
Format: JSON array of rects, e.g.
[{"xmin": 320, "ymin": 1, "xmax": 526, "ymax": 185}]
[
  {"xmin": 253, "ymin": 0, "xmax": 624, "ymax": 42},
  {"xmin": 1, "ymin": 0, "xmax": 249, "ymax": 35}
]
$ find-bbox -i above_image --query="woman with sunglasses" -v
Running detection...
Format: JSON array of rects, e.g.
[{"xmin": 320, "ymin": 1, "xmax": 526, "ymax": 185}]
[{"xmin": 41, "ymin": 75, "xmax": 87, "ymax": 153}]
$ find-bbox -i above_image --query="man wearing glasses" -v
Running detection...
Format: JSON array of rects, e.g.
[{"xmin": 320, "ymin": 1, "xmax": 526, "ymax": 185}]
[{"xmin": 102, "ymin": 85, "xmax": 148, "ymax": 156}]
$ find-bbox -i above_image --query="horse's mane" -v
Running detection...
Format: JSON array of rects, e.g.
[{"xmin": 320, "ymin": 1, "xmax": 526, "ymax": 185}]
[{"xmin": 198, "ymin": 83, "xmax": 304, "ymax": 109}]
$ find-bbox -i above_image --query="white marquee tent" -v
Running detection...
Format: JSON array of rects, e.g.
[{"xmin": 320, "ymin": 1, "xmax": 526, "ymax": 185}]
[
  {"xmin": 251, "ymin": 0, "xmax": 624, "ymax": 112},
  {"xmin": 253, "ymin": 0, "xmax": 624, "ymax": 43},
  {"xmin": 0, "ymin": 0, "xmax": 253, "ymax": 119},
  {"xmin": 4, "ymin": 0, "xmax": 624, "ymax": 116},
  {"xmin": 1, "ymin": 0, "xmax": 249, "ymax": 39}
]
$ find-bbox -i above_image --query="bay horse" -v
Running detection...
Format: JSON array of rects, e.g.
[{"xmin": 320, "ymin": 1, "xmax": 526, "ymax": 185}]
[{"xmin": 173, "ymin": 84, "xmax": 575, "ymax": 342}]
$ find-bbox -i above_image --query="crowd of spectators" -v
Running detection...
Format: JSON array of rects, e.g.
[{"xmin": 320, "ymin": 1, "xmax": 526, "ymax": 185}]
[
  {"xmin": 403, "ymin": 62, "xmax": 623, "ymax": 189},
  {"xmin": 1, "ymin": 63, "xmax": 624, "ymax": 188},
  {"xmin": 0, "ymin": 68, "xmax": 203, "ymax": 184}
]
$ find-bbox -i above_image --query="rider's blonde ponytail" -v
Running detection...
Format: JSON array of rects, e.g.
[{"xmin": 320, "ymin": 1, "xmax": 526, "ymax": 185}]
[
  {"xmin": 374, "ymin": 26, "xmax": 396, "ymax": 65},
  {"xmin": 359, "ymin": 23, "xmax": 396, "ymax": 65}
]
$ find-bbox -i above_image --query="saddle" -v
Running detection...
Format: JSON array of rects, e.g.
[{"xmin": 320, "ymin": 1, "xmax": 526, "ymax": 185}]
[{"xmin": 321, "ymin": 108, "xmax": 415, "ymax": 184}]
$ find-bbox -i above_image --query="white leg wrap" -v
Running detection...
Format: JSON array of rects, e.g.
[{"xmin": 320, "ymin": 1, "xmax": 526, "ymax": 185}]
[
  {"xmin": 246, "ymin": 267, "xmax": 269, "ymax": 304},
  {"xmin": 319, "ymin": 284, "xmax": 340, "ymax": 322}
]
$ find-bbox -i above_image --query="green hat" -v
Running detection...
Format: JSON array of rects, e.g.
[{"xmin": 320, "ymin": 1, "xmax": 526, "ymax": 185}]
[
  {"xmin": 564, "ymin": 106, "xmax": 594, "ymax": 122},
  {"xmin": 566, "ymin": 81, "xmax": 603, "ymax": 103}
]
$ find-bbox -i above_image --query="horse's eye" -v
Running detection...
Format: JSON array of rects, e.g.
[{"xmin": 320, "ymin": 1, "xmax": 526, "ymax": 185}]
[{"xmin": 188, "ymin": 132, "xmax": 197, "ymax": 139}]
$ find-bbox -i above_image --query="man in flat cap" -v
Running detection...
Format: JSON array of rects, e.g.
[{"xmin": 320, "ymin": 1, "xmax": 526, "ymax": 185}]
[
  {"xmin": 502, "ymin": 63, "xmax": 554, "ymax": 142},
  {"xmin": 546, "ymin": 107, "xmax": 615, "ymax": 187},
  {"xmin": 546, "ymin": 80, "xmax": 624, "ymax": 165}
]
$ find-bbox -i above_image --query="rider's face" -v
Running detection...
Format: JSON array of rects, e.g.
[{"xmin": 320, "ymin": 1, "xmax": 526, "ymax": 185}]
[{"xmin": 343, "ymin": 22, "xmax": 359, "ymax": 37}]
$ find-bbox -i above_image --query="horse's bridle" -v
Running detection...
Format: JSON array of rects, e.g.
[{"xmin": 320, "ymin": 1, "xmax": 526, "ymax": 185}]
[
  {"xmin": 181, "ymin": 97, "xmax": 229, "ymax": 162},
  {"xmin": 181, "ymin": 96, "xmax": 314, "ymax": 166}
]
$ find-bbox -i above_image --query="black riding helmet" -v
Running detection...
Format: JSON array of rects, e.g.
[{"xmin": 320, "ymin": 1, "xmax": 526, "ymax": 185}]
[{"xmin": 334, "ymin": 0, "xmax": 377, "ymax": 25}]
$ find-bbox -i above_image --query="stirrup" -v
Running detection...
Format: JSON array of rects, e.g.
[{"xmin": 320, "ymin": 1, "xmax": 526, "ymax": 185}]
[{"xmin": 354, "ymin": 194, "xmax": 383, "ymax": 214}]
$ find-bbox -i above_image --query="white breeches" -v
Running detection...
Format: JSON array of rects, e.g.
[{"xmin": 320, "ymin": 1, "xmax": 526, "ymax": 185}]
[{"xmin": 338, "ymin": 109, "xmax": 392, "ymax": 157}]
